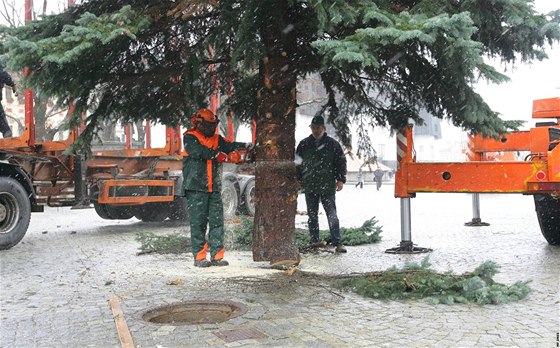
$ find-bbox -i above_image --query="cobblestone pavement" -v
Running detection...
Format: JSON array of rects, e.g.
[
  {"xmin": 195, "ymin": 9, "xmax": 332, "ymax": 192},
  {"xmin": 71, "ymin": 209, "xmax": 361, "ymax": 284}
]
[{"xmin": 1, "ymin": 185, "xmax": 559, "ymax": 347}]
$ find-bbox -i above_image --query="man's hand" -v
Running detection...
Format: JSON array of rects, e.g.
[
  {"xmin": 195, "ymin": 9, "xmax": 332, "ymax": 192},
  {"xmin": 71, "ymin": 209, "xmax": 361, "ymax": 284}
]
[
  {"xmin": 336, "ymin": 181, "xmax": 344, "ymax": 191},
  {"xmin": 215, "ymin": 152, "xmax": 227, "ymax": 162}
]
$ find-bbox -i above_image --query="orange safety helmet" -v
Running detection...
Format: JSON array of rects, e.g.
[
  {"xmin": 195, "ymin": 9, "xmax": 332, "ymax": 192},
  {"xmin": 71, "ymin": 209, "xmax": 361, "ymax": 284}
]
[{"xmin": 191, "ymin": 109, "xmax": 219, "ymax": 126}]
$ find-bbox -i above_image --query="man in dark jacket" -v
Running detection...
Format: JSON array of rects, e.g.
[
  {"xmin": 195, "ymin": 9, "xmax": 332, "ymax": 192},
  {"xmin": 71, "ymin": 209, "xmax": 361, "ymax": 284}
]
[
  {"xmin": 182, "ymin": 108, "xmax": 249, "ymax": 267},
  {"xmin": 0, "ymin": 67, "xmax": 16, "ymax": 138},
  {"xmin": 373, "ymin": 166, "xmax": 385, "ymax": 191},
  {"xmin": 296, "ymin": 116, "xmax": 347, "ymax": 252}
]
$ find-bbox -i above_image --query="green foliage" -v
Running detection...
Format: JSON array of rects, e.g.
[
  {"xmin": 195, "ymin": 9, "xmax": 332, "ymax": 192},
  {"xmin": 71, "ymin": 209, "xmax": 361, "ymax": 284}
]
[
  {"xmin": 295, "ymin": 217, "xmax": 383, "ymax": 246},
  {"xmin": 339, "ymin": 257, "xmax": 532, "ymax": 305},
  {"xmin": 226, "ymin": 216, "xmax": 382, "ymax": 250},
  {"xmin": 230, "ymin": 216, "xmax": 255, "ymax": 251},
  {"xmin": 1, "ymin": 0, "xmax": 558, "ymax": 152},
  {"xmin": 135, "ymin": 232, "xmax": 190, "ymax": 255}
]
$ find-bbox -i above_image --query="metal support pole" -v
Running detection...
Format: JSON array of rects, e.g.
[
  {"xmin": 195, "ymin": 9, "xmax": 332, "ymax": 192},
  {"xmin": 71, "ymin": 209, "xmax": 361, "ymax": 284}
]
[
  {"xmin": 464, "ymin": 193, "xmax": 490, "ymax": 226},
  {"xmin": 71, "ymin": 155, "xmax": 90, "ymax": 209},
  {"xmin": 401, "ymin": 197, "xmax": 412, "ymax": 242},
  {"xmin": 145, "ymin": 120, "xmax": 151, "ymax": 149},
  {"xmin": 387, "ymin": 124, "xmax": 431, "ymax": 254},
  {"xmin": 386, "ymin": 197, "xmax": 431, "ymax": 254},
  {"xmin": 24, "ymin": 1, "xmax": 35, "ymax": 145}
]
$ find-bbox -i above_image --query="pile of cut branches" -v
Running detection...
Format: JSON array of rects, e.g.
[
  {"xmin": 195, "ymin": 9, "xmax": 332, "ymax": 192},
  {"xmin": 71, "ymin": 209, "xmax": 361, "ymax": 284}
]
[
  {"xmin": 135, "ymin": 232, "xmax": 190, "ymax": 255},
  {"xmin": 231, "ymin": 216, "xmax": 382, "ymax": 252},
  {"xmin": 295, "ymin": 217, "xmax": 382, "ymax": 248},
  {"xmin": 136, "ymin": 216, "xmax": 383, "ymax": 254},
  {"xmin": 338, "ymin": 258, "xmax": 531, "ymax": 305}
]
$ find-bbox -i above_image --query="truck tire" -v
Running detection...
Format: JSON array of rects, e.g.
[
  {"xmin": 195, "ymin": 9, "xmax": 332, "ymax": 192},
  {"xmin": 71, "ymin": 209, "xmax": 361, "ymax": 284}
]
[
  {"xmin": 222, "ymin": 180, "xmax": 238, "ymax": 220},
  {"xmin": 241, "ymin": 179, "xmax": 255, "ymax": 216},
  {"xmin": 106, "ymin": 205, "xmax": 135, "ymax": 219},
  {"xmin": 534, "ymin": 194, "xmax": 560, "ymax": 245},
  {"xmin": 0, "ymin": 177, "xmax": 31, "ymax": 250},
  {"xmin": 135, "ymin": 203, "xmax": 169, "ymax": 222},
  {"xmin": 93, "ymin": 201, "xmax": 113, "ymax": 219},
  {"xmin": 168, "ymin": 197, "xmax": 189, "ymax": 222},
  {"xmin": 93, "ymin": 202, "xmax": 134, "ymax": 220}
]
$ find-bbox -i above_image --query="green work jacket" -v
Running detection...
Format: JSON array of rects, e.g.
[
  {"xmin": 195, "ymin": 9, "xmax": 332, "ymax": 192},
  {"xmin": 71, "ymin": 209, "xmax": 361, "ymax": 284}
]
[{"xmin": 182, "ymin": 128, "xmax": 245, "ymax": 193}]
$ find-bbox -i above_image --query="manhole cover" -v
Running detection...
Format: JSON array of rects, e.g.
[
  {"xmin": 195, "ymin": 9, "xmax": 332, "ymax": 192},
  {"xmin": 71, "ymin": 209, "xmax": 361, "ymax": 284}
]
[{"xmin": 142, "ymin": 301, "xmax": 247, "ymax": 325}]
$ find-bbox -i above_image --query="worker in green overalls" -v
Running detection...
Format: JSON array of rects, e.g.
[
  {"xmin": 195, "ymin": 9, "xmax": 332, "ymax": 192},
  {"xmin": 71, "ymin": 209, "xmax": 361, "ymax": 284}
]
[{"xmin": 182, "ymin": 109, "xmax": 249, "ymax": 267}]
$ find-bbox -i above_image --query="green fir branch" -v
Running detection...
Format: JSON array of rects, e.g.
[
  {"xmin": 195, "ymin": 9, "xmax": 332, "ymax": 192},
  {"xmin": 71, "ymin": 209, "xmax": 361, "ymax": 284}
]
[{"xmin": 338, "ymin": 257, "xmax": 532, "ymax": 305}]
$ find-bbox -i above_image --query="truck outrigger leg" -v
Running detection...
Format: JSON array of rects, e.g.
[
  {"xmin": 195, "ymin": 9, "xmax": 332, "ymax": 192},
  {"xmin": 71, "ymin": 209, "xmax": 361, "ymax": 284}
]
[
  {"xmin": 385, "ymin": 197, "xmax": 432, "ymax": 254},
  {"xmin": 464, "ymin": 193, "xmax": 490, "ymax": 227},
  {"xmin": 385, "ymin": 125, "xmax": 432, "ymax": 254}
]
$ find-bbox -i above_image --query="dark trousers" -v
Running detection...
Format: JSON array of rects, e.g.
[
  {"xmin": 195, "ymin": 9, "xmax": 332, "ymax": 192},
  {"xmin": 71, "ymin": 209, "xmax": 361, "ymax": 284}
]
[
  {"xmin": 305, "ymin": 193, "xmax": 341, "ymax": 245},
  {"xmin": 0, "ymin": 103, "xmax": 12, "ymax": 137}
]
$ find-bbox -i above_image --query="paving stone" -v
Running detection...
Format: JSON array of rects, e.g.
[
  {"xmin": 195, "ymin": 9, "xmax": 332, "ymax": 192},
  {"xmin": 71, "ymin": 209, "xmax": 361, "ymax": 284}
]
[{"xmin": 1, "ymin": 192, "xmax": 558, "ymax": 347}]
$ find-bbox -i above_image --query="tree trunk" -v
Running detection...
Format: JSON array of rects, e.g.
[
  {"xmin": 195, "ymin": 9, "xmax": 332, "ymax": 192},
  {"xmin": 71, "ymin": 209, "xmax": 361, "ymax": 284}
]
[{"xmin": 252, "ymin": 1, "xmax": 299, "ymax": 263}]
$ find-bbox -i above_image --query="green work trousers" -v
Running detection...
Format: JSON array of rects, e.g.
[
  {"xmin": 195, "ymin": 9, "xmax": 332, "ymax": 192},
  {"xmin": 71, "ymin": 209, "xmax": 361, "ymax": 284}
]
[{"xmin": 185, "ymin": 190, "xmax": 225, "ymax": 260}]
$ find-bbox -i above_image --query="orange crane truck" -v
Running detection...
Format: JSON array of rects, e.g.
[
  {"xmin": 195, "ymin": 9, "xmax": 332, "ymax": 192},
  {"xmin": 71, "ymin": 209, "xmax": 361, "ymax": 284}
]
[
  {"xmin": 0, "ymin": 103, "xmax": 254, "ymax": 250},
  {"xmin": 388, "ymin": 97, "xmax": 560, "ymax": 253},
  {"xmin": 0, "ymin": 0, "xmax": 254, "ymax": 250}
]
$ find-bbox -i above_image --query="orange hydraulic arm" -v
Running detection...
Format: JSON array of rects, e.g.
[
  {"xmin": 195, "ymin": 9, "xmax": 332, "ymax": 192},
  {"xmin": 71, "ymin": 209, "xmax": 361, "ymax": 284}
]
[{"xmin": 395, "ymin": 98, "xmax": 560, "ymax": 197}]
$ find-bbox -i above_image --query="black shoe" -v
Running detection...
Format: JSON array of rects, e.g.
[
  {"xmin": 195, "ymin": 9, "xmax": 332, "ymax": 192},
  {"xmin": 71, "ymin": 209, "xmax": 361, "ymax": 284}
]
[
  {"xmin": 194, "ymin": 260, "xmax": 212, "ymax": 268},
  {"xmin": 335, "ymin": 244, "xmax": 347, "ymax": 253},
  {"xmin": 211, "ymin": 259, "xmax": 229, "ymax": 266}
]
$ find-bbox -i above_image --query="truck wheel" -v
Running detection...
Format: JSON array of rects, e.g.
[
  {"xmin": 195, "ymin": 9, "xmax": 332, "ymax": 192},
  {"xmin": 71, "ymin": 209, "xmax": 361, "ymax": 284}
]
[
  {"xmin": 168, "ymin": 197, "xmax": 189, "ymax": 222},
  {"xmin": 534, "ymin": 194, "xmax": 560, "ymax": 245},
  {"xmin": 105, "ymin": 205, "xmax": 135, "ymax": 219},
  {"xmin": 135, "ymin": 203, "xmax": 169, "ymax": 222},
  {"xmin": 222, "ymin": 180, "xmax": 238, "ymax": 220},
  {"xmin": 0, "ymin": 177, "xmax": 31, "ymax": 250},
  {"xmin": 93, "ymin": 201, "xmax": 113, "ymax": 220},
  {"xmin": 241, "ymin": 179, "xmax": 255, "ymax": 216}
]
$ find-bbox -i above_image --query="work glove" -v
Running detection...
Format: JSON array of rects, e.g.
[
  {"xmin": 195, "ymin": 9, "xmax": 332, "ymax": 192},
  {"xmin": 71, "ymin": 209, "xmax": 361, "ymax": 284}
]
[{"xmin": 215, "ymin": 151, "xmax": 227, "ymax": 162}]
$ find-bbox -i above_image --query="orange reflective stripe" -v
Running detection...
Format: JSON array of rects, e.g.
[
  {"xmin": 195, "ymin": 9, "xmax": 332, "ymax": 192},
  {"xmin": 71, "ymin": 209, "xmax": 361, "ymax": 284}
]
[
  {"xmin": 213, "ymin": 248, "xmax": 225, "ymax": 261},
  {"xmin": 195, "ymin": 242, "xmax": 208, "ymax": 261},
  {"xmin": 185, "ymin": 129, "xmax": 219, "ymax": 149},
  {"xmin": 207, "ymin": 160, "xmax": 213, "ymax": 192},
  {"xmin": 184, "ymin": 129, "xmax": 219, "ymax": 192}
]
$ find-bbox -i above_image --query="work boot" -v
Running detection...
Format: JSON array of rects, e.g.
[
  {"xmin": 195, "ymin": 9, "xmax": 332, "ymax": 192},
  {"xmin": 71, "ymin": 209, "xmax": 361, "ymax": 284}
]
[
  {"xmin": 334, "ymin": 244, "xmax": 347, "ymax": 253},
  {"xmin": 194, "ymin": 259, "xmax": 212, "ymax": 268},
  {"xmin": 307, "ymin": 241, "xmax": 325, "ymax": 248},
  {"xmin": 211, "ymin": 259, "xmax": 229, "ymax": 267}
]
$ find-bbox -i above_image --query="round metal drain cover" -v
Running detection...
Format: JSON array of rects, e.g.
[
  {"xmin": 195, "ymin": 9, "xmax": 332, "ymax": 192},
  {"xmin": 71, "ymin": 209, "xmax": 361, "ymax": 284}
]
[{"xmin": 143, "ymin": 301, "xmax": 247, "ymax": 325}]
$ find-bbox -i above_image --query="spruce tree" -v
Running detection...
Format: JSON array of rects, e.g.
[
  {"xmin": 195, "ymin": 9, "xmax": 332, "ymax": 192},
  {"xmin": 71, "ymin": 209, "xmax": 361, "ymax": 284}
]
[{"xmin": 1, "ymin": 0, "xmax": 558, "ymax": 262}]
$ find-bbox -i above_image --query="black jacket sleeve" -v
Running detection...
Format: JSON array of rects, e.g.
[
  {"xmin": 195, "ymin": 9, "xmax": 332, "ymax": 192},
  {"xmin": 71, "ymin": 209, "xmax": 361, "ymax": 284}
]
[
  {"xmin": 0, "ymin": 70, "xmax": 15, "ymax": 87},
  {"xmin": 295, "ymin": 139, "xmax": 306, "ymax": 182},
  {"xmin": 333, "ymin": 140, "xmax": 347, "ymax": 183}
]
